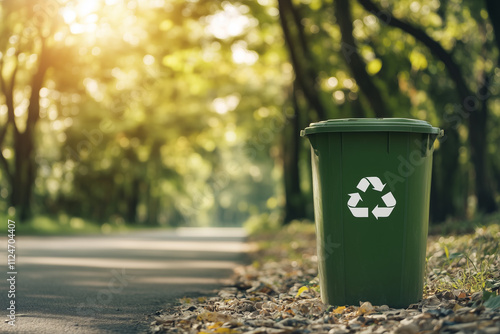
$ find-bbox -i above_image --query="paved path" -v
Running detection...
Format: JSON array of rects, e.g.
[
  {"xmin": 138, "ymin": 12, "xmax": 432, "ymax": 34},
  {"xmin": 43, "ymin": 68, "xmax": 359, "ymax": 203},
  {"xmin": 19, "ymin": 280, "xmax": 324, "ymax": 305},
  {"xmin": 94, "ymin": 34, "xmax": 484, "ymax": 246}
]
[{"xmin": 1, "ymin": 228, "xmax": 248, "ymax": 333}]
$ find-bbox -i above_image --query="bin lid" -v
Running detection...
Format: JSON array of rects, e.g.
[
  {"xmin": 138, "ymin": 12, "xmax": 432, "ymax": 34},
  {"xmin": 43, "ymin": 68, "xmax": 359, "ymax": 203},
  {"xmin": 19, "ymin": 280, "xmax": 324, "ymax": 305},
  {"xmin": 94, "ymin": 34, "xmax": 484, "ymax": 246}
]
[{"xmin": 301, "ymin": 118, "xmax": 442, "ymax": 136}]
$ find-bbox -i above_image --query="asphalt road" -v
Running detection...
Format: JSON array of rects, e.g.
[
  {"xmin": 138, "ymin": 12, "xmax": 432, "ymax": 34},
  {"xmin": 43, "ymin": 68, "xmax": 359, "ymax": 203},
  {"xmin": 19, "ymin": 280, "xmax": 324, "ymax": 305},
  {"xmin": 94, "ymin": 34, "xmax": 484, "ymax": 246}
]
[{"xmin": 1, "ymin": 227, "xmax": 248, "ymax": 333}]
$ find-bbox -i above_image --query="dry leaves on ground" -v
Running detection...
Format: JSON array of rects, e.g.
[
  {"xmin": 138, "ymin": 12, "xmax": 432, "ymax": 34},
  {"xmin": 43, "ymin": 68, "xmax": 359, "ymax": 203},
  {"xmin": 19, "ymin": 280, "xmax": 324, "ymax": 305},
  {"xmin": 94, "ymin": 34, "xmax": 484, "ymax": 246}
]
[{"xmin": 150, "ymin": 223, "xmax": 500, "ymax": 334}]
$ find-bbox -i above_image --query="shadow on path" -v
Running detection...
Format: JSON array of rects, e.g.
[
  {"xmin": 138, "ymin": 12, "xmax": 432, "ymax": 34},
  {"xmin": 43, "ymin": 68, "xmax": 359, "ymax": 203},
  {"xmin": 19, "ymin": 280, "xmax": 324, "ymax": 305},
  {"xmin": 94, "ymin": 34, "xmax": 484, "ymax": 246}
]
[{"xmin": 1, "ymin": 227, "xmax": 248, "ymax": 333}]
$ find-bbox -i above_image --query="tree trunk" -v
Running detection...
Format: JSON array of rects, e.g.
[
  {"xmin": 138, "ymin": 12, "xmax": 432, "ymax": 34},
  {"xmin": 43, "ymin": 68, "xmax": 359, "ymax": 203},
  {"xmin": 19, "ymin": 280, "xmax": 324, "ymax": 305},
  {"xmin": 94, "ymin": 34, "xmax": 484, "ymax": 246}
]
[
  {"xmin": 4, "ymin": 38, "xmax": 49, "ymax": 221},
  {"xmin": 148, "ymin": 194, "xmax": 159, "ymax": 225},
  {"xmin": 126, "ymin": 178, "xmax": 140, "ymax": 223},
  {"xmin": 283, "ymin": 84, "xmax": 307, "ymax": 223},
  {"xmin": 278, "ymin": 0, "xmax": 328, "ymax": 120},
  {"xmin": 147, "ymin": 143, "xmax": 161, "ymax": 225},
  {"xmin": 335, "ymin": 0, "xmax": 390, "ymax": 118},
  {"xmin": 485, "ymin": 0, "xmax": 500, "ymax": 56},
  {"xmin": 10, "ymin": 131, "xmax": 35, "ymax": 220},
  {"xmin": 430, "ymin": 127, "xmax": 461, "ymax": 222},
  {"xmin": 359, "ymin": 0, "xmax": 498, "ymax": 217},
  {"xmin": 468, "ymin": 75, "xmax": 497, "ymax": 213}
]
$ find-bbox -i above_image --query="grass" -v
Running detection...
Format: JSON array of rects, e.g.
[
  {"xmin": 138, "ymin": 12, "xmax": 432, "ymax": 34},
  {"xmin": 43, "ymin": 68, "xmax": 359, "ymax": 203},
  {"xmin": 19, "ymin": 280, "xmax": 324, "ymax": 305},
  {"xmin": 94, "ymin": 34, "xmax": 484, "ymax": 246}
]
[
  {"xmin": 425, "ymin": 223, "xmax": 500, "ymax": 295},
  {"xmin": 246, "ymin": 218, "xmax": 316, "ymax": 264},
  {"xmin": 428, "ymin": 211, "xmax": 500, "ymax": 235},
  {"xmin": 0, "ymin": 214, "xmax": 169, "ymax": 236},
  {"xmin": 248, "ymin": 214, "xmax": 500, "ymax": 298}
]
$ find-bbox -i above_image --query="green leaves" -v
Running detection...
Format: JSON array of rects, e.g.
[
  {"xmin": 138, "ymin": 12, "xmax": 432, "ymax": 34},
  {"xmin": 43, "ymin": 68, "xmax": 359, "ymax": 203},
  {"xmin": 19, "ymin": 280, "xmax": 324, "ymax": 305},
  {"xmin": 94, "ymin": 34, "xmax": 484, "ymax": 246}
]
[
  {"xmin": 409, "ymin": 50, "xmax": 428, "ymax": 71},
  {"xmin": 484, "ymin": 295, "xmax": 500, "ymax": 310},
  {"xmin": 366, "ymin": 59, "xmax": 382, "ymax": 75}
]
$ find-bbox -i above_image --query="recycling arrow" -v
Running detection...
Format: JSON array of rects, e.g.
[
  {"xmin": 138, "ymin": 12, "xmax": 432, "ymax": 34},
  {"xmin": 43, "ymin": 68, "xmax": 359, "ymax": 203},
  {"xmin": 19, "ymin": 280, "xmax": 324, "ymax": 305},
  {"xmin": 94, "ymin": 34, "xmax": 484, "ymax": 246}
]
[
  {"xmin": 372, "ymin": 205, "xmax": 394, "ymax": 219},
  {"xmin": 349, "ymin": 207, "xmax": 369, "ymax": 218},
  {"xmin": 381, "ymin": 192, "xmax": 396, "ymax": 207},
  {"xmin": 357, "ymin": 176, "xmax": 386, "ymax": 192},
  {"xmin": 347, "ymin": 193, "xmax": 362, "ymax": 207},
  {"xmin": 366, "ymin": 177, "xmax": 386, "ymax": 191},
  {"xmin": 347, "ymin": 192, "xmax": 369, "ymax": 218},
  {"xmin": 356, "ymin": 178, "xmax": 370, "ymax": 192},
  {"xmin": 348, "ymin": 176, "xmax": 396, "ymax": 220}
]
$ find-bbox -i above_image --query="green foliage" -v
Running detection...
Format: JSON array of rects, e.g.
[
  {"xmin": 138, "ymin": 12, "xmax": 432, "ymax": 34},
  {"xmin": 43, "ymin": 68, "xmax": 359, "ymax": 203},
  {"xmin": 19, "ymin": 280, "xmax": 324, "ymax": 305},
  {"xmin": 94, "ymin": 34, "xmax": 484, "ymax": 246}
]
[
  {"xmin": 243, "ymin": 212, "xmax": 282, "ymax": 235},
  {"xmin": 484, "ymin": 295, "xmax": 500, "ymax": 309},
  {"xmin": 0, "ymin": 0, "xmax": 498, "ymax": 227},
  {"xmin": 429, "ymin": 212, "xmax": 500, "ymax": 235},
  {"xmin": 0, "ymin": 0, "xmax": 291, "ymax": 226},
  {"xmin": 0, "ymin": 213, "xmax": 162, "ymax": 236},
  {"xmin": 250, "ymin": 219, "xmax": 499, "ymax": 300},
  {"xmin": 427, "ymin": 224, "xmax": 500, "ymax": 294},
  {"xmin": 282, "ymin": 0, "xmax": 500, "ymax": 221},
  {"xmin": 248, "ymin": 219, "xmax": 316, "ymax": 263}
]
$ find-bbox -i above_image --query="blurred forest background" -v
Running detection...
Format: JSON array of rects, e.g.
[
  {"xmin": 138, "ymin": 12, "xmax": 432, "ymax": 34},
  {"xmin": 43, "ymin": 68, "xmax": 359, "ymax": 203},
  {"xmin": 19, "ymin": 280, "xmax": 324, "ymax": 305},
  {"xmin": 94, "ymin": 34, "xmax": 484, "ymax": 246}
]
[{"xmin": 0, "ymin": 0, "xmax": 499, "ymax": 230}]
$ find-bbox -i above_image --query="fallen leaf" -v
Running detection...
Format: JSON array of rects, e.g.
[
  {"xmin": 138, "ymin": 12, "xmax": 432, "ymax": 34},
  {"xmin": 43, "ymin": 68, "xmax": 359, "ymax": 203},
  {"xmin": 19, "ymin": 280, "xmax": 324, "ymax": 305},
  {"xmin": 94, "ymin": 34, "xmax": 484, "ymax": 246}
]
[
  {"xmin": 357, "ymin": 301, "xmax": 374, "ymax": 315},
  {"xmin": 208, "ymin": 322, "xmax": 224, "ymax": 329},
  {"xmin": 333, "ymin": 306, "xmax": 346, "ymax": 314},
  {"xmin": 444, "ymin": 245, "xmax": 450, "ymax": 260},
  {"xmin": 197, "ymin": 312, "xmax": 232, "ymax": 323},
  {"xmin": 215, "ymin": 328, "xmax": 240, "ymax": 334},
  {"xmin": 296, "ymin": 286, "xmax": 309, "ymax": 298}
]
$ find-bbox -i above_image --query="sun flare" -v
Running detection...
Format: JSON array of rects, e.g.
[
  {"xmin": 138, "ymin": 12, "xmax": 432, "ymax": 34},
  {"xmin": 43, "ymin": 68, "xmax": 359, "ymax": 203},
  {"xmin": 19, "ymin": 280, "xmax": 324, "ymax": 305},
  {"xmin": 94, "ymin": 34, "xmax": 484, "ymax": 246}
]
[{"xmin": 60, "ymin": 0, "xmax": 101, "ymax": 34}]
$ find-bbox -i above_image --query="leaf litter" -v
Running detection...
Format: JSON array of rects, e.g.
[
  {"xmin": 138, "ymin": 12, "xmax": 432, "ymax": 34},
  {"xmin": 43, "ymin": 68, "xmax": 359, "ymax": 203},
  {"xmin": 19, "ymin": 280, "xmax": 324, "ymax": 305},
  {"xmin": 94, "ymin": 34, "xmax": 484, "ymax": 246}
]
[{"xmin": 150, "ymin": 223, "xmax": 500, "ymax": 334}]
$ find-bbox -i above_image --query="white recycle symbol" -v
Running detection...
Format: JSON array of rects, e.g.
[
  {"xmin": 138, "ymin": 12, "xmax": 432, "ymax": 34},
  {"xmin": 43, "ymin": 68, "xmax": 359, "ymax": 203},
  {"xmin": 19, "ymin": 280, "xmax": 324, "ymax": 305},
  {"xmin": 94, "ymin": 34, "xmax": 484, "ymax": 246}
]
[{"xmin": 347, "ymin": 176, "xmax": 396, "ymax": 220}]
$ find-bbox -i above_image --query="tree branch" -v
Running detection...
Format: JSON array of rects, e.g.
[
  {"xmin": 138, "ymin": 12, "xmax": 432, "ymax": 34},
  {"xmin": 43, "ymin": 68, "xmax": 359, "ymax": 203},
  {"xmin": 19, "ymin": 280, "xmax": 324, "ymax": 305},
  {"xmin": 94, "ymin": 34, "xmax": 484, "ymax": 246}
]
[
  {"xmin": 278, "ymin": 0, "xmax": 327, "ymax": 120},
  {"xmin": 335, "ymin": 0, "xmax": 389, "ymax": 117},
  {"xmin": 288, "ymin": 1, "xmax": 313, "ymax": 65},
  {"xmin": 357, "ymin": 0, "xmax": 472, "ymax": 101}
]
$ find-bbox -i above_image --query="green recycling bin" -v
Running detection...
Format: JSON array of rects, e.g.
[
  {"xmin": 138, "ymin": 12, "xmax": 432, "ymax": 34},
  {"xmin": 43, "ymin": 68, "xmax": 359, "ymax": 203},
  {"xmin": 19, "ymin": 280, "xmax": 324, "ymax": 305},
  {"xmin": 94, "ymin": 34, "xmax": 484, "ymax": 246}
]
[{"xmin": 301, "ymin": 118, "xmax": 443, "ymax": 308}]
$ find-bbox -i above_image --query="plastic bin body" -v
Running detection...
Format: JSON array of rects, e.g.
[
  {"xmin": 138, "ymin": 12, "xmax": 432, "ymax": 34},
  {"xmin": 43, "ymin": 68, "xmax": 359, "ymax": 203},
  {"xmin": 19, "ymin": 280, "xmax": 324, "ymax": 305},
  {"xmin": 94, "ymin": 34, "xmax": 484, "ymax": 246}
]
[{"xmin": 301, "ymin": 118, "xmax": 442, "ymax": 308}]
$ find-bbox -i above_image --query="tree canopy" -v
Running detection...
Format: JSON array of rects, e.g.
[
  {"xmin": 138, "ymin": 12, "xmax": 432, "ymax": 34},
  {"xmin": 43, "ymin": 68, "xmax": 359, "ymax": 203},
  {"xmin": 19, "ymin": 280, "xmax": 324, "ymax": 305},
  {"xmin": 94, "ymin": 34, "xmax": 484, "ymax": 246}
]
[{"xmin": 0, "ymin": 0, "xmax": 498, "ymax": 227}]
